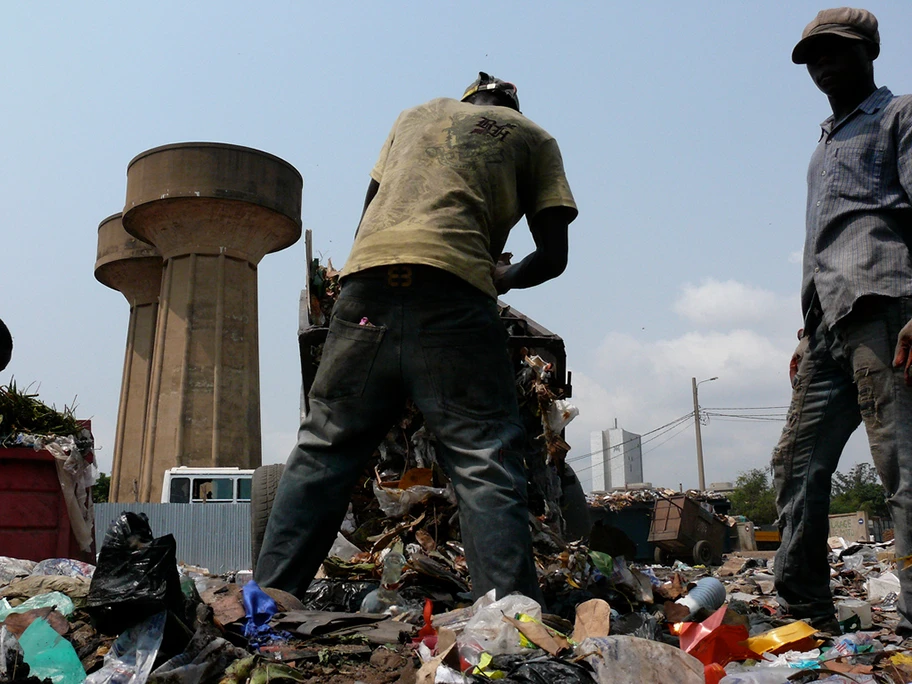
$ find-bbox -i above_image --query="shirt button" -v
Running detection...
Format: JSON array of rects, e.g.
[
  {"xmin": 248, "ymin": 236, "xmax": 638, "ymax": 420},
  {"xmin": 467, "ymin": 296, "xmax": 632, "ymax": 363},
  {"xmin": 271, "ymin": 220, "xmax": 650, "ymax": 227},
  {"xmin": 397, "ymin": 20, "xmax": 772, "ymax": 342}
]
[
  {"xmin": 821, "ymin": 170, "xmax": 826, "ymax": 176},
  {"xmin": 815, "ymin": 267, "xmax": 820, "ymax": 273},
  {"xmin": 816, "ymin": 201, "xmax": 821, "ymax": 206},
  {"xmin": 826, "ymin": 140, "xmax": 832, "ymax": 145}
]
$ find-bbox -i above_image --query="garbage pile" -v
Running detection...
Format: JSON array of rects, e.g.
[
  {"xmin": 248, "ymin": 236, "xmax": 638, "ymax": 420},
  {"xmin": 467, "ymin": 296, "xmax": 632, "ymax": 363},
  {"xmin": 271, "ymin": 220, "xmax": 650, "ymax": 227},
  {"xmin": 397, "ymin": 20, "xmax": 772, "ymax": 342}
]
[{"xmin": 5, "ymin": 524, "xmax": 912, "ymax": 683}]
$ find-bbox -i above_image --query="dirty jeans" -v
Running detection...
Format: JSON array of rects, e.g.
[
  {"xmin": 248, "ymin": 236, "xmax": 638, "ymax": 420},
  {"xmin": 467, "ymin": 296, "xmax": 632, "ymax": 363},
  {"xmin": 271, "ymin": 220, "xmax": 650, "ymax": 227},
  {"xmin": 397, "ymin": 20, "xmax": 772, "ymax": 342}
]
[
  {"xmin": 254, "ymin": 267, "xmax": 543, "ymax": 603},
  {"xmin": 773, "ymin": 296, "xmax": 912, "ymax": 633}
]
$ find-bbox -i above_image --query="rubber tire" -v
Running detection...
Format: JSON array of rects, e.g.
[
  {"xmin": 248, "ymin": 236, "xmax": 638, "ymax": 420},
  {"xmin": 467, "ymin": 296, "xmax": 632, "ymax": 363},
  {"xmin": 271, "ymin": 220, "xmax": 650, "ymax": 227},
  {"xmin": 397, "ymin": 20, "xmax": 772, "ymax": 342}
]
[
  {"xmin": 693, "ymin": 539, "xmax": 713, "ymax": 566},
  {"xmin": 654, "ymin": 546, "xmax": 668, "ymax": 565},
  {"xmin": 250, "ymin": 463, "xmax": 285, "ymax": 574}
]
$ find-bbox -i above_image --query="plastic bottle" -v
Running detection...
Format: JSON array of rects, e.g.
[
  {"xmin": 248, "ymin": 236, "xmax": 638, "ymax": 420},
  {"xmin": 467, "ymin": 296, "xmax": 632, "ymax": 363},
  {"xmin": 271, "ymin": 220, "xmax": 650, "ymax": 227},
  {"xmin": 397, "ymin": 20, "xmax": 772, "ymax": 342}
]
[
  {"xmin": 359, "ymin": 547, "xmax": 406, "ymax": 613},
  {"xmin": 675, "ymin": 577, "xmax": 726, "ymax": 619}
]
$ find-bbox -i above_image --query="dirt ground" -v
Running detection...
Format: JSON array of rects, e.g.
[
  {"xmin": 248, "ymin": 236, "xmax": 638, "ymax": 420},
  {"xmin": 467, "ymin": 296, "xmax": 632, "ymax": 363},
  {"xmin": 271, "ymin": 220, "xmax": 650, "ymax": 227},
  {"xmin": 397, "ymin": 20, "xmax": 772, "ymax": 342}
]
[{"xmin": 294, "ymin": 646, "xmax": 418, "ymax": 684}]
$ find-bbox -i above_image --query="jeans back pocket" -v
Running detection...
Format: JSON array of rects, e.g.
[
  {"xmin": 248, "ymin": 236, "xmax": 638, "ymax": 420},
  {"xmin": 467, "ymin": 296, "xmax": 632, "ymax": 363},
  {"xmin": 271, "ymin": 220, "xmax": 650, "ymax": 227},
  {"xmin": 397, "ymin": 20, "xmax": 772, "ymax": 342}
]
[
  {"xmin": 310, "ymin": 316, "xmax": 386, "ymax": 401},
  {"xmin": 419, "ymin": 320, "xmax": 515, "ymax": 420}
]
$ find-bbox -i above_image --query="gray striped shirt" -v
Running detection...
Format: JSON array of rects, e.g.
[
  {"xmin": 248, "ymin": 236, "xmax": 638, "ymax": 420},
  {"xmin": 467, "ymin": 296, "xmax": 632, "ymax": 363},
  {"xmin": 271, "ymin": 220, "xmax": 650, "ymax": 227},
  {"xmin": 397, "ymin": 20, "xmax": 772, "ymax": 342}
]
[{"xmin": 802, "ymin": 86, "xmax": 912, "ymax": 327}]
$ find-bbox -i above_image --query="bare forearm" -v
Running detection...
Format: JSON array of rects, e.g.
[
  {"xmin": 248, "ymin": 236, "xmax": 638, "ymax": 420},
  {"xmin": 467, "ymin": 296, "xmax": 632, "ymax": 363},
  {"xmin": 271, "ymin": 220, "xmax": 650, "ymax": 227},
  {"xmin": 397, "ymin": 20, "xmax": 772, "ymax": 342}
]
[{"xmin": 496, "ymin": 251, "xmax": 565, "ymax": 293}]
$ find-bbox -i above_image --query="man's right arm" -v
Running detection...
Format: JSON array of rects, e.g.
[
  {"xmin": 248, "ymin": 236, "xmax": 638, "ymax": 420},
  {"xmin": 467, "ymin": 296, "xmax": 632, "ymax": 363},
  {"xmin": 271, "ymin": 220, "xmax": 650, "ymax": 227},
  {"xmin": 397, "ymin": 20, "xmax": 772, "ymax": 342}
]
[{"xmin": 493, "ymin": 207, "xmax": 571, "ymax": 294}]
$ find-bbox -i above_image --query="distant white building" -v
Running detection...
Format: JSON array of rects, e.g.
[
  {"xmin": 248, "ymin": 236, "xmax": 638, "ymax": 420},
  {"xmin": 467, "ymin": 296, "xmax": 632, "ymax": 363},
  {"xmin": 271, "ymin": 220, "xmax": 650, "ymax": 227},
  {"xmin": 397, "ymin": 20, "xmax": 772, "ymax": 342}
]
[{"xmin": 589, "ymin": 421, "xmax": 643, "ymax": 491}]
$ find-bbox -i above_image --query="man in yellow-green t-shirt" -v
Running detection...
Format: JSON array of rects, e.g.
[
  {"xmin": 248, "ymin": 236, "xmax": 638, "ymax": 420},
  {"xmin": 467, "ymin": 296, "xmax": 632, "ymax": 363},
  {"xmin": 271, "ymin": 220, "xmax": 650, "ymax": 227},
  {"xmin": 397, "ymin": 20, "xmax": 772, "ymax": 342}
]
[{"xmin": 256, "ymin": 73, "xmax": 578, "ymax": 603}]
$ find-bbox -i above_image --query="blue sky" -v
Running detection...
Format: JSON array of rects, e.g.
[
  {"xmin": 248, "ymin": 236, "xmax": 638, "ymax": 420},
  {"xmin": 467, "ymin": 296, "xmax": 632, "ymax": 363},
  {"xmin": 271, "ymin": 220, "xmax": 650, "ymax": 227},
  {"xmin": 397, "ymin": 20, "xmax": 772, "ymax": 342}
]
[{"xmin": 3, "ymin": 2, "xmax": 911, "ymax": 492}]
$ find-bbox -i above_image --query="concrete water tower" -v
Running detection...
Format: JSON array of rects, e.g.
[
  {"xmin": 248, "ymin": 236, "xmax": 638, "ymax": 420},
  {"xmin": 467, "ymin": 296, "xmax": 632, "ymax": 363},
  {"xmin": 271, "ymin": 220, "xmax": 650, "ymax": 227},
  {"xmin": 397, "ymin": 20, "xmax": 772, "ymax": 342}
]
[
  {"xmin": 122, "ymin": 142, "xmax": 302, "ymax": 502},
  {"xmin": 94, "ymin": 213, "xmax": 163, "ymax": 502}
]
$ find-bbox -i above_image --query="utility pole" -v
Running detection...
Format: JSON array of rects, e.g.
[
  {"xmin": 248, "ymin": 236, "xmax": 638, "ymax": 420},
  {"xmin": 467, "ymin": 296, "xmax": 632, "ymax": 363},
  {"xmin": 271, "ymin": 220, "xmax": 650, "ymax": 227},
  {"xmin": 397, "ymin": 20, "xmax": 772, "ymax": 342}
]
[{"xmin": 692, "ymin": 376, "xmax": 718, "ymax": 491}]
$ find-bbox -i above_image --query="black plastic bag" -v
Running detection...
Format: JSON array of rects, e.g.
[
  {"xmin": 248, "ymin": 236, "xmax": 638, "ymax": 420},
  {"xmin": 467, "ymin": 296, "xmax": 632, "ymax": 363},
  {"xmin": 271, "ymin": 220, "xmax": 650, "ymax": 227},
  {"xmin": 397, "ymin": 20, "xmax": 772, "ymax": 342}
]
[
  {"xmin": 86, "ymin": 512, "xmax": 185, "ymax": 634},
  {"xmin": 500, "ymin": 655, "xmax": 597, "ymax": 684},
  {"xmin": 611, "ymin": 611, "xmax": 662, "ymax": 640},
  {"xmin": 301, "ymin": 579, "xmax": 378, "ymax": 612}
]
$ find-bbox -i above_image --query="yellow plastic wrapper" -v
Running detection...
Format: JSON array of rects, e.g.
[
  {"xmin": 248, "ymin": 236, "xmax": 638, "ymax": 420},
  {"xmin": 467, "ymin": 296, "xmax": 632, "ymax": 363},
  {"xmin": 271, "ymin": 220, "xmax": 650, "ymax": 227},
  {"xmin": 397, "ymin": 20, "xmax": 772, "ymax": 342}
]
[
  {"xmin": 890, "ymin": 652, "xmax": 912, "ymax": 666},
  {"xmin": 745, "ymin": 621, "xmax": 821, "ymax": 656},
  {"xmin": 474, "ymin": 652, "xmax": 505, "ymax": 679}
]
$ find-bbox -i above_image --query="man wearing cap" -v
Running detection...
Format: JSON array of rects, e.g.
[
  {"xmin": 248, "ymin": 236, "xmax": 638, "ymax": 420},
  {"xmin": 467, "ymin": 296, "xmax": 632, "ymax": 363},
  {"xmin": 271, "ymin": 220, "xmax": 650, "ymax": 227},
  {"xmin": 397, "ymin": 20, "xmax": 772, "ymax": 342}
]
[
  {"xmin": 255, "ymin": 73, "xmax": 577, "ymax": 603},
  {"xmin": 774, "ymin": 7, "xmax": 912, "ymax": 635}
]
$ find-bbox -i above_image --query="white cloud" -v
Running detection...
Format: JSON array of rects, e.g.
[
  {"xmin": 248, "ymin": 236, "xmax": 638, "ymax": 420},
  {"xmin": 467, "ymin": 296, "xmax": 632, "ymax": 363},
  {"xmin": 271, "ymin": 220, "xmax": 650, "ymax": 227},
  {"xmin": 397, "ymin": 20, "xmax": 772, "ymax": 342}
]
[{"xmin": 673, "ymin": 279, "xmax": 791, "ymax": 327}]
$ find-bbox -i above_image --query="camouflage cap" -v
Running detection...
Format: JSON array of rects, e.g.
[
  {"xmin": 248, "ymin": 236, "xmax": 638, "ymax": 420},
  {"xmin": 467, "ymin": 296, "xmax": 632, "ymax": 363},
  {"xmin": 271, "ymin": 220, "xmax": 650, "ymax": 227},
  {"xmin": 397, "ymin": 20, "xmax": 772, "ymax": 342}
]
[{"xmin": 792, "ymin": 7, "xmax": 880, "ymax": 64}]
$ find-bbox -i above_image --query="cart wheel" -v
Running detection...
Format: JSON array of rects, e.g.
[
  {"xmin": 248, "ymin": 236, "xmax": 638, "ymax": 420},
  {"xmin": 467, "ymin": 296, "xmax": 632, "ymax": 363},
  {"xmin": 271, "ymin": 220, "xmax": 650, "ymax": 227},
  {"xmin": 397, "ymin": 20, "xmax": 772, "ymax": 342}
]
[
  {"xmin": 693, "ymin": 540, "xmax": 712, "ymax": 565},
  {"xmin": 251, "ymin": 463, "xmax": 285, "ymax": 574},
  {"xmin": 654, "ymin": 546, "xmax": 668, "ymax": 565}
]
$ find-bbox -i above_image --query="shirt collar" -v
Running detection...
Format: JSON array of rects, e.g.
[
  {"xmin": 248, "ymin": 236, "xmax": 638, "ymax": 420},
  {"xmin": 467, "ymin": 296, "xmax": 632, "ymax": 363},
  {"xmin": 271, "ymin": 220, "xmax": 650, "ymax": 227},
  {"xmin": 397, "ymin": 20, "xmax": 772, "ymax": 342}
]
[{"xmin": 819, "ymin": 86, "xmax": 893, "ymax": 135}]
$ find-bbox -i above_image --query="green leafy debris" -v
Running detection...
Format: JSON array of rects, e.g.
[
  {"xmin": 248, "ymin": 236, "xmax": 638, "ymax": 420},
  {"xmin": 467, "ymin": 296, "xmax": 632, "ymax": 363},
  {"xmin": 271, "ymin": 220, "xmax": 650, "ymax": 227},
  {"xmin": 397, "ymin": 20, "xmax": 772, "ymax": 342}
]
[{"xmin": 0, "ymin": 380, "xmax": 81, "ymax": 438}]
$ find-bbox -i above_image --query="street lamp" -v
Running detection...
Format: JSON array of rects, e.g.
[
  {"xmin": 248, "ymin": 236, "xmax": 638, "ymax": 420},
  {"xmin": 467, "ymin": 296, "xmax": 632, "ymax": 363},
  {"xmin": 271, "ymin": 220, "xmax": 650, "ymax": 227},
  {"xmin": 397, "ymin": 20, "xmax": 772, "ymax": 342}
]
[{"xmin": 692, "ymin": 376, "xmax": 718, "ymax": 491}]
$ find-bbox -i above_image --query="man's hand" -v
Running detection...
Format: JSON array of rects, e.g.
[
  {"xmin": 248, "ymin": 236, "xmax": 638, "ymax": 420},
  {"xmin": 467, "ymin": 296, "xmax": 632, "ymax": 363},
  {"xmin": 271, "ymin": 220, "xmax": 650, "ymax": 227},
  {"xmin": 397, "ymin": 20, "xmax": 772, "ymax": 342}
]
[
  {"xmin": 893, "ymin": 318, "xmax": 912, "ymax": 385},
  {"xmin": 492, "ymin": 255, "xmax": 513, "ymax": 295},
  {"xmin": 789, "ymin": 329, "xmax": 807, "ymax": 385}
]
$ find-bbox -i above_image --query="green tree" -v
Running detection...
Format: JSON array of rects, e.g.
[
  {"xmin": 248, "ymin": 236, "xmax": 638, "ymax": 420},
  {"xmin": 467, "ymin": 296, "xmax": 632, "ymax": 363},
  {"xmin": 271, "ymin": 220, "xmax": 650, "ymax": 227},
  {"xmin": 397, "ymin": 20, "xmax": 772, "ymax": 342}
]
[
  {"xmin": 93, "ymin": 472, "xmax": 110, "ymax": 503},
  {"xmin": 729, "ymin": 468, "xmax": 778, "ymax": 525},
  {"xmin": 830, "ymin": 463, "xmax": 888, "ymax": 517}
]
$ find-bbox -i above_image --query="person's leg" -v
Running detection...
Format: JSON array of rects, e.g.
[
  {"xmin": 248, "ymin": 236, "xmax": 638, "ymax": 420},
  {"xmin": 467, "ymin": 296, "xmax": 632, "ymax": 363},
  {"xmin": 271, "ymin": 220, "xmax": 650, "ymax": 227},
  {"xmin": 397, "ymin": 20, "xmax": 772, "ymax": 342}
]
[
  {"xmin": 773, "ymin": 319, "xmax": 860, "ymax": 625},
  {"xmin": 404, "ymin": 283, "xmax": 542, "ymax": 603},
  {"xmin": 255, "ymin": 284, "xmax": 405, "ymax": 597},
  {"xmin": 840, "ymin": 297, "xmax": 912, "ymax": 634}
]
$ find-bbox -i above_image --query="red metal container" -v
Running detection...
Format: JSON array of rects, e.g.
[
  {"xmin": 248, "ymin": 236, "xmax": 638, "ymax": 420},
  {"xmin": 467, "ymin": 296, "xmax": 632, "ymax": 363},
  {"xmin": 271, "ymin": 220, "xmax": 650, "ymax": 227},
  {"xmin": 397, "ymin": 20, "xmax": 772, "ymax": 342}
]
[{"xmin": 0, "ymin": 447, "xmax": 93, "ymax": 562}]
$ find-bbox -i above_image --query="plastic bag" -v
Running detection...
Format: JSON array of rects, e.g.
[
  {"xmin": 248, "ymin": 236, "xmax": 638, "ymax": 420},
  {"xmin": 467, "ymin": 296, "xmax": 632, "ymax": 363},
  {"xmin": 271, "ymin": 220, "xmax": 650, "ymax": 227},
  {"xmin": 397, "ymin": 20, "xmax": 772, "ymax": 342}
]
[
  {"xmin": 866, "ymin": 571, "xmax": 901, "ymax": 602},
  {"xmin": 84, "ymin": 610, "xmax": 166, "ymax": 683},
  {"xmin": 0, "ymin": 557, "xmax": 36, "ymax": 586},
  {"xmin": 302, "ymin": 579, "xmax": 378, "ymax": 612},
  {"xmin": 610, "ymin": 612, "xmax": 663, "ymax": 641},
  {"xmin": 829, "ymin": 631, "xmax": 881, "ymax": 657},
  {"xmin": 841, "ymin": 553, "xmax": 864, "ymax": 572},
  {"xmin": 0, "ymin": 626, "xmax": 24, "ymax": 679},
  {"xmin": 18, "ymin": 617, "xmax": 85, "ymax": 684},
  {"xmin": 30, "ymin": 558, "xmax": 95, "ymax": 579},
  {"xmin": 0, "ymin": 591, "xmax": 75, "ymax": 621},
  {"xmin": 579, "ymin": 635, "xmax": 704, "ymax": 684},
  {"xmin": 502, "ymin": 654, "xmax": 595, "ymax": 683},
  {"xmin": 458, "ymin": 594, "xmax": 543, "ymax": 656},
  {"xmin": 546, "ymin": 399, "xmax": 579, "ymax": 433},
  {"xmin": 242, "ymin": 581, "xmax": 291, "ymax": 646},
  {"xmin": 371, "ymin": 482, "xmax": 456, "ymax": 518},
  {"xmin": 86, "ymin": 512, "xmax": 184, "ymax": 634},
  {"xmin": 328, "ymin": 532, "xmax": 361, "ymax": 561},
  {"xmin": 149, "ymin": 634, "xmax": 245, "ymax": 684}
]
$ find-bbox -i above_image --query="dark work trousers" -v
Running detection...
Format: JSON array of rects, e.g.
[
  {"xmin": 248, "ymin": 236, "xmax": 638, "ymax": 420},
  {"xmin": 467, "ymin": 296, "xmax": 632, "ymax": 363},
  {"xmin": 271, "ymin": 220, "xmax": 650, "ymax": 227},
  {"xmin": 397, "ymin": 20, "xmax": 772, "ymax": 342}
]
[
  {"xmin": 254, "ymin": 266, "xmax": 543, "ymax": 604},
  {"xmin": 773, "ymin": 295, "xmax": 912, "ymax": 634}
]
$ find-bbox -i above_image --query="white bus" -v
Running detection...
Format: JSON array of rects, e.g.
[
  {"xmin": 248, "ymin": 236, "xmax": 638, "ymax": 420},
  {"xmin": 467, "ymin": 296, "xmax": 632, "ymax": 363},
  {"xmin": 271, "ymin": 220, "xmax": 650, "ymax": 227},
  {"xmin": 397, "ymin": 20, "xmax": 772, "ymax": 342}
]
[{"xmin": 161, "ymin": 467, "xmax": 255, "ymax": 504}]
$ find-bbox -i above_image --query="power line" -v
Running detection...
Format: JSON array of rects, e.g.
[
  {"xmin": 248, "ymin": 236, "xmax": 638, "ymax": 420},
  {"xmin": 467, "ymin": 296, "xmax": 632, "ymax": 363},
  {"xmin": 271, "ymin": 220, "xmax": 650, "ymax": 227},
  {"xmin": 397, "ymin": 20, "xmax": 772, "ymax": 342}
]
[
  {"xmin": 567, "ymin": 403, "xmax": 789, "ymax": 476},
  {"xmin": 705, "ymin": 411, "xmax": 786, "ymax": 420},
  {"xmin": 641, "ymin": 419, "xmax": 695, "ymax": 456},
  {"xmin": 703, "ymin": 405, "xmax": 789, "ymax": 411},
  {"xmin": 569, "ymin": 414, "xmax": 694, "ymax": 476},
  {"xmin": 565, "ymin": 412, "xmax": 693, "ymax": 465}
]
